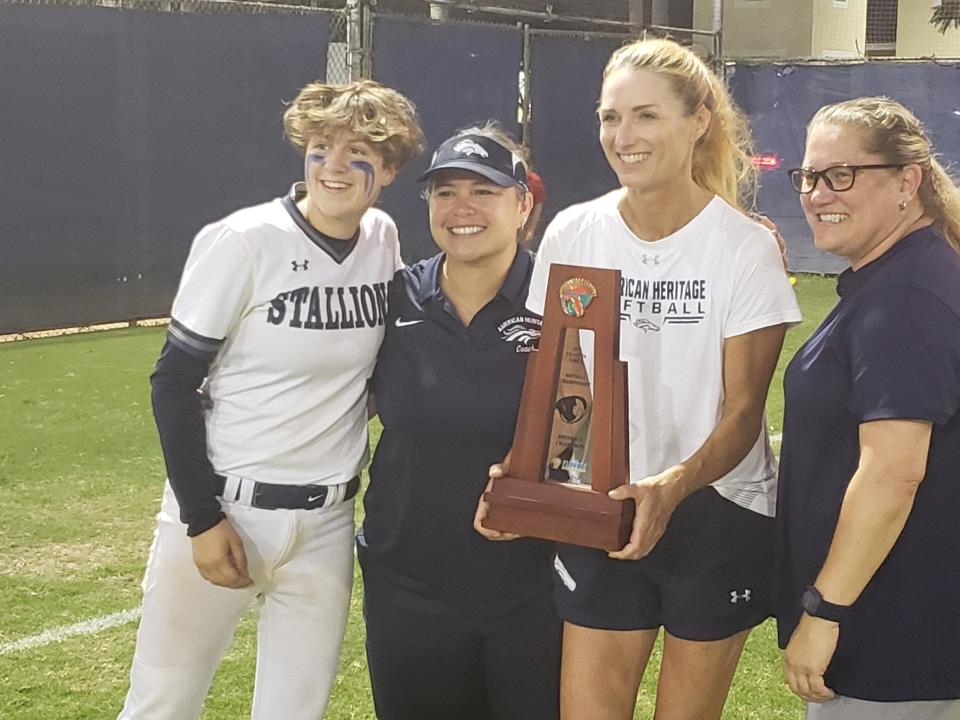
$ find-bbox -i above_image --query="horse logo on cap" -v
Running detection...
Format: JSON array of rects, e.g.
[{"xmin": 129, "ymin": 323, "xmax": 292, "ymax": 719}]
[{"xmin": 453, "ymin": 139, "xmax": 489, "ymax": 158}]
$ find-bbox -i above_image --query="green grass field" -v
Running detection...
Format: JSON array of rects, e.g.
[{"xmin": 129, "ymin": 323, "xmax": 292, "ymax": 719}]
[{"xmin": 0, "ymin": 275, "xmax": 838, "ymax": 719}]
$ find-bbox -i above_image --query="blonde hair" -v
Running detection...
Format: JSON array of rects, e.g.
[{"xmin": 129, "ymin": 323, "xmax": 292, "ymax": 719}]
[
  {"xmin": 603, "ymin": 38, "xmax": 757, "ymax": 210},
  {"xmin": 283, "ymin": 80, "xmax": 424, "ymax": 170},
  {"xmin": 809, "ymin": 97, "xmax": 960, "ymax": 254}
]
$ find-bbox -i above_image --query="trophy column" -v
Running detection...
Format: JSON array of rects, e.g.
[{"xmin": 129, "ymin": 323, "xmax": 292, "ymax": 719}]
[{"xmin": 482, "ymin": 264, "xmax": 633, "ymax": 551}]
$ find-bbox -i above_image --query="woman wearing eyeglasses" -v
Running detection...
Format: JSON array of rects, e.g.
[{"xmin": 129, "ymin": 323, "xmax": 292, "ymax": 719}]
[{"xmin": 777, "ymin": 97, "xmax": 960, "ymax": 720}]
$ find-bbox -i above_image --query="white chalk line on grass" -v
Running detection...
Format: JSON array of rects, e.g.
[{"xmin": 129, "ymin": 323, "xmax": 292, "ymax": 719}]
[
  {"xmin": 0, "ymin": 607, "xmax": 141, "ymax": 655},
  {"xmin": 0, "ymin": 434, "xmax": 786, "ymax": 657}
]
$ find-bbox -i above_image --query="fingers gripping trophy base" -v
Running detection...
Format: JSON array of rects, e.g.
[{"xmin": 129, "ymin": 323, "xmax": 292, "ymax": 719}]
[{"xmin": 482, "ymin": 477, "xmax": 634, "ymax": 552}]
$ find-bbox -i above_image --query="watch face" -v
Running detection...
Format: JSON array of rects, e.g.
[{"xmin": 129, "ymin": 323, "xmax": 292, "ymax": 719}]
[{"xmin": 800, "ymin": 585, "xmax": 846, "ymax": 622}]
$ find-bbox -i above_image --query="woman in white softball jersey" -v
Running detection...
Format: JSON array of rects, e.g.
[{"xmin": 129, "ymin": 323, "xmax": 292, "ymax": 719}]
[{"xmin": 117, "ymin": 80, "xmax": 422, "ymax": 720}]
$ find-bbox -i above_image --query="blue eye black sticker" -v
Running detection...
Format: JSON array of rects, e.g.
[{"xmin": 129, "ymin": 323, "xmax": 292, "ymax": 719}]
[
  {"xmin": 350, "ymin": 160, "xmax": 375, "ymax": 196},
  {"xmin": 306, "ymin": 153, "xmax": 376, "ymax": 197}
]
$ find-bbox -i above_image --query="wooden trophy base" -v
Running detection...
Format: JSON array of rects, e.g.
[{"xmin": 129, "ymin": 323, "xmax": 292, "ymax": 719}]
[{"xmin": 483, "ymin": 476, "xmax": 634, "ymax": 552}]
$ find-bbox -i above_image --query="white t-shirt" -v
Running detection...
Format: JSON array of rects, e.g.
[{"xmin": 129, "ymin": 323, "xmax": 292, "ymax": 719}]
[
  {"xmin": 171, "ymin": 188, "xmax": 401, "ymax": 486},
  {"xmin": 527, "ymin": 190, "xmax": 802, "ymax": 516}
]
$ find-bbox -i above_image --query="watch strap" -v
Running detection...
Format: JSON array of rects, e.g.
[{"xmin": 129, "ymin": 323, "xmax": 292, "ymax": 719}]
[{"xmin": 802, "ymin": 585, "xmax": 849, "ymax": 623}]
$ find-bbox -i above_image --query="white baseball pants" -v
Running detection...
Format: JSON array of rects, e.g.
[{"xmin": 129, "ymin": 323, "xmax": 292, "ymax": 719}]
[{"xmin": 117, "ymin": 481, "xmax": 355, "ymax": 720}]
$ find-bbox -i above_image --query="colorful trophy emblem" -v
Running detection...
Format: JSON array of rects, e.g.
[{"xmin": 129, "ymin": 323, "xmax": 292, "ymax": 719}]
[{"xmin": 559, "ymin": 278, "xmax": 598, "ymax": 318}]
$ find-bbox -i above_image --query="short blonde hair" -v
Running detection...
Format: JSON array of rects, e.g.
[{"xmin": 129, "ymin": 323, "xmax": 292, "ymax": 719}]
[
  {"xmin": 283, "ymin": 80, "xmax": 424, "ymax": 170},
  {"xmin": 809, "ymin": 97, "xmax": 960, "ymax": 254},
  {"xmin": 604, "ymin": 38, "xmax": 757, "ymax": 210}
]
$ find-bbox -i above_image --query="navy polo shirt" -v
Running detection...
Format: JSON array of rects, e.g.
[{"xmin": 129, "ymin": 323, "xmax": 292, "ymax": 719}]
[
  {"xmin": 776, "ymin": 227, "xmax": 960, "ymax": 701},
  {"xmin": 361, "ymin": 248, "xmax": 554, "ymax": 616}
]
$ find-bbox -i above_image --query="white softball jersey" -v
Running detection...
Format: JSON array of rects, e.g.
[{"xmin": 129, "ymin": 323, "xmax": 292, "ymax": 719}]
[
  {"xmin": 527, "ymin": 190, "xmax": 802, "ymax": 516},
  {"xmin": 171, "ymin": 185, "xmax": 402, "ymax": 486}
]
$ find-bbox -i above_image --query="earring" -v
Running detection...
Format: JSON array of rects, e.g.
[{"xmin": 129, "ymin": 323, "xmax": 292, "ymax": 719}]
[{"xmin": 898, "ymin": 199, "xmax": 908, "ymax": 211}]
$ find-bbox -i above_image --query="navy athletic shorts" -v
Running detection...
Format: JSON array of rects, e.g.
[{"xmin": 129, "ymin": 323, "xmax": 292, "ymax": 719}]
[{"xmin": 552, "ymin": 486, "xmax": 774, "ymax": 641}]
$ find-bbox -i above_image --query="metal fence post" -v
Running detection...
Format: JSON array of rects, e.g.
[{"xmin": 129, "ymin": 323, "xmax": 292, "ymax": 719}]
[
  {"xmin": 715, "ymin": 0, "xmax": 725, "ymax": 66},
  {"xmin": 362, "ymin": 0, "xmax": 374, "ymax": 78},
  {"xmin": 521, "ymin": 23, "xmax": 532, "ymax": 151},
  {"xmin": 346, "ymin": 0, "xmax": 366, "ymax": 81}
]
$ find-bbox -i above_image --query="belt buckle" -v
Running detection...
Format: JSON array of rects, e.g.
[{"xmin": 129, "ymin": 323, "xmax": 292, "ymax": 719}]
[{"xmin": 251, "ymin": 482, "xmax": 272, "ymax": 510}]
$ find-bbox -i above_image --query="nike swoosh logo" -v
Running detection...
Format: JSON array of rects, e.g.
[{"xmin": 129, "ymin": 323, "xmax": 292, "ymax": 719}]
[
  {"xmin": 394, "ymin": 318, "xmax": 424, "ymax": 327},
  {"xmin": 306, "ymin": 494, "xmax": 325, "ymax": 503}
]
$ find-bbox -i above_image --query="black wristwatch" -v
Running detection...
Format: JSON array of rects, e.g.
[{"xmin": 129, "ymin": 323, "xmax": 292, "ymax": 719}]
[{"xmin": 800, "ymin": 585, "xmax": 849, "ymax": 623}]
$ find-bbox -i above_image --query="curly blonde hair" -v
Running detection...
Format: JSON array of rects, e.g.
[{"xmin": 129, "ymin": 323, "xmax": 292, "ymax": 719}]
[
  {"xmin": 283, "ymin": 80, "xmax": 424, "ymax": 170},
  {"xmin": 604, "ymin": 38, "xmax": 757, "ymax": 210},
  {"xmin": 809, "ymin": 97, "xmax": 960, "ymax": 254}
]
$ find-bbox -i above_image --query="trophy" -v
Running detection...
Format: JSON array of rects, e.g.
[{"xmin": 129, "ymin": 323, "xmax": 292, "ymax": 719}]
[{"xmin": 481, "ymin": 264, "xmax": 633, "ymax": 551}]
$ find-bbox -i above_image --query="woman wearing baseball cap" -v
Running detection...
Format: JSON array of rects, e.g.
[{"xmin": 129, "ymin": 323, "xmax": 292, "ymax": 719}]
[{"xmin": 358, "ymin": 122, "xmax": 561, "ymax": 720}]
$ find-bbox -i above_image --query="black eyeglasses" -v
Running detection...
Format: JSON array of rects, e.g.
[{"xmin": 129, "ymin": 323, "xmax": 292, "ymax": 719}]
[{"xmin": 787, "ymin": 164, "xmax": 903, "ymax": 194}]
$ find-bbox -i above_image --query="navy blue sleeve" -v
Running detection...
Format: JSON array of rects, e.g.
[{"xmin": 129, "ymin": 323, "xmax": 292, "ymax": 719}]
[
  {"xmin": 847, "ymin": 287, "xmax": 960, "ymax": 425},
  {"xmin": 371, "ymin": 267, "xmax": 412, "ymax": 396},
  {"xmin": 151, "ymin": 321, "xmax": 224, "ymax": 537}
]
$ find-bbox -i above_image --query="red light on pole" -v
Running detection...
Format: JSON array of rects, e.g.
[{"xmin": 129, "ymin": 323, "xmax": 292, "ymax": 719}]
[{"xmin": 752, "ymin": 154, "xmax": 782, "ymax": 171}]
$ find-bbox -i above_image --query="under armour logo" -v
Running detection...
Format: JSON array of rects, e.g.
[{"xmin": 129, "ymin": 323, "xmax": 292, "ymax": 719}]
[
  {"xmin": 291, "ymin": 260, "xmax": 309, "ymax": 271},
  {"xmin": 730, "ymin": 589, "xmax": 752, "ymax": 604},
  {"xmin": 640, "ymin": 254, "xmax": 660, "ymax": 266}
]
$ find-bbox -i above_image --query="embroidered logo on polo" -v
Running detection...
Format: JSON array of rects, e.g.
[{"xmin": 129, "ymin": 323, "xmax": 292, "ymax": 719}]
[
  {"xmin": 266, "ymin": 281, "xmax": 389, "ymax": 330},
  {"xmin": 619, "ymin": 276, "xmax": 708, "ymax": 330},
  {"xmin": 497, "ymin": 315, "xmax": 542, "ymax": 353}
]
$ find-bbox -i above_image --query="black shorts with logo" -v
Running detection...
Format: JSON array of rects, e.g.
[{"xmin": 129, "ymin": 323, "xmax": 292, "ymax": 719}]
[{"xmin": 553, "ymin": 487, "xmax": 774, "ymax": 641}]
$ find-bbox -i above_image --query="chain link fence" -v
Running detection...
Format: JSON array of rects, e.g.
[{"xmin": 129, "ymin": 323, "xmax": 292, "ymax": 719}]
[
  {"xmin": 867, "ymin": 0, "xmax": 899, "ymax": 54},
  {"xmin": 378, "ymin": 0, "xmax": 629, "ymax": 20},
  {"xmin": 1, "ymin": 0, "xmax": 342, "ymax": 14},
  {"xmin": 376, "ymin": 0, "xmax": 636, "ymax": 32},
  {"xmin": 327, "ymin": 8, "xmax": 350, "ymax": 82}
]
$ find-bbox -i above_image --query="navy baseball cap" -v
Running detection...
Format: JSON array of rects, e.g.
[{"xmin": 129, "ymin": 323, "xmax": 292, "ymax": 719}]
[{"xmin": 419, "ymin": 134, "xmax": 529, "ymax": 191}]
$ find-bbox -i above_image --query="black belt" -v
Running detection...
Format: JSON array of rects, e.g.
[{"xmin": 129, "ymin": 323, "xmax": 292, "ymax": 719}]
[{"xmin": 215, "ymin": 475, "xmax": 361, "ymax": 510}]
